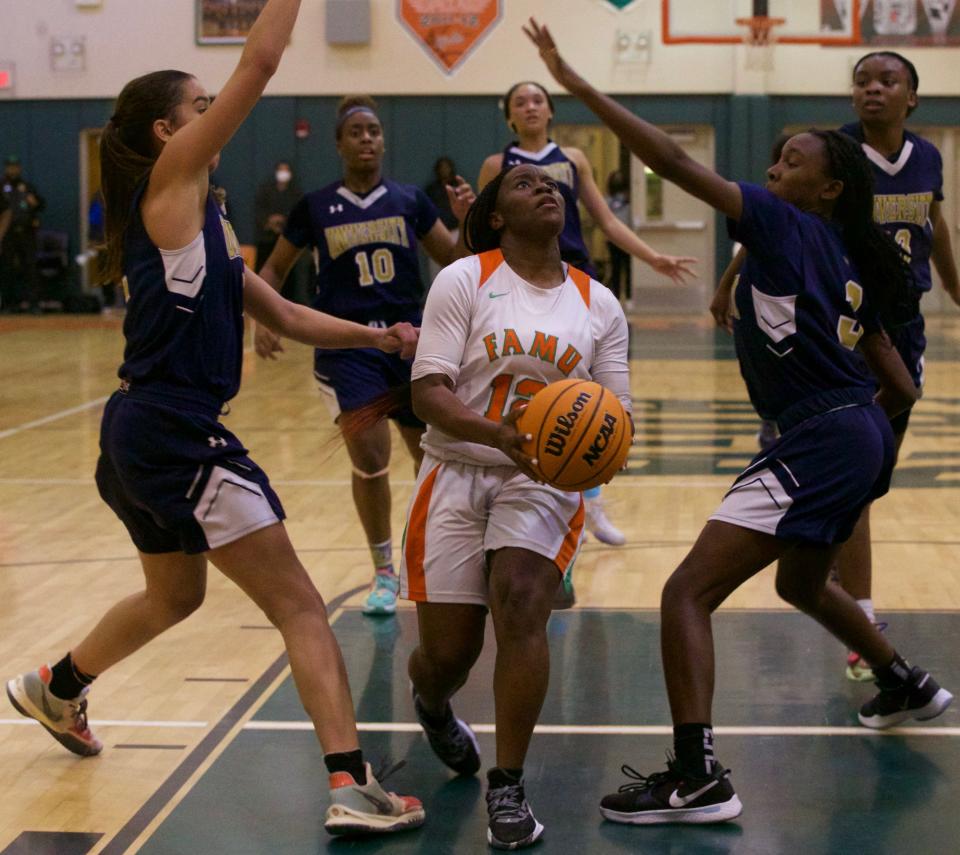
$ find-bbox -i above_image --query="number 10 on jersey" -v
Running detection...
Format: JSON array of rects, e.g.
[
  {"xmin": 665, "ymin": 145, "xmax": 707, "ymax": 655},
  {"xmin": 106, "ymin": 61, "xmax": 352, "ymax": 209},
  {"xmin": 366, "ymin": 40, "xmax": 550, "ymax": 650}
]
[{"xmin": 355, "ymin": 248, "xmax": 396, "ymax": 287}]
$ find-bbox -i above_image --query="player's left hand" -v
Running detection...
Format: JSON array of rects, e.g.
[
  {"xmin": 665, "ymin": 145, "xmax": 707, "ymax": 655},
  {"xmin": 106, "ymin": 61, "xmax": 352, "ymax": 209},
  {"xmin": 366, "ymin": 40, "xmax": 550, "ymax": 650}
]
[
  {"xmin": 650, "ymin": 254, "xmax": 698, "ymax": 285},
  {"xmin": 447, "ymin": 176, "xmax": 477, "ymax": 223},
  {"xmin": 379, "ymin": 322, "xmax": 420, "ymax": 359},
  {"xmin": 523, "ymin": 18, "xmax": 582, "ymax": 93}
]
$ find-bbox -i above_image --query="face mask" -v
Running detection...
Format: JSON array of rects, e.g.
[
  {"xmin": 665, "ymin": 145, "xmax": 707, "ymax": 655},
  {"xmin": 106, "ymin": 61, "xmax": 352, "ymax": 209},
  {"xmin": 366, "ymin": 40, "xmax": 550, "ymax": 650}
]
[{"xmin": 276, "ymin": 169, "xmax": 292, "ymax": 184}]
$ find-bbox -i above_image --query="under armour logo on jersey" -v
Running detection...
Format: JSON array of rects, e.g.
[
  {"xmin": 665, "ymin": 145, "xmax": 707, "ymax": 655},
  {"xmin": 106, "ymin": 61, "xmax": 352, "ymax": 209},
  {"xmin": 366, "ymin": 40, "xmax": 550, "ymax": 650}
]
[
  {"xmin": 207, "ymin": 436, "xmax": 227, "ymax": 448},
  {"xmin": 329, "ymin": 203, "xmax": 344, "ymax": 214}
]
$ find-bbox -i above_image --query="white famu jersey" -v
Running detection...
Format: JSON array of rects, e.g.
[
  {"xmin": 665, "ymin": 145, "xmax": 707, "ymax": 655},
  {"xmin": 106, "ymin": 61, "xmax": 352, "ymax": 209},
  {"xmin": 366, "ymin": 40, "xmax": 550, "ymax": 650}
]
[{"xmin": 412, "ymin": 249, "xmax": 631, "ymax": 466}]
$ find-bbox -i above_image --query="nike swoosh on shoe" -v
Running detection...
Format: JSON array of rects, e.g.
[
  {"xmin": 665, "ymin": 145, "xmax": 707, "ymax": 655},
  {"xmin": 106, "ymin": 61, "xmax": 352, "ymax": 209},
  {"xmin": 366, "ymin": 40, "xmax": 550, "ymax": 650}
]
[{"xmin": 668, "ymin": 779, "xmax": 718, "ymax": 808}]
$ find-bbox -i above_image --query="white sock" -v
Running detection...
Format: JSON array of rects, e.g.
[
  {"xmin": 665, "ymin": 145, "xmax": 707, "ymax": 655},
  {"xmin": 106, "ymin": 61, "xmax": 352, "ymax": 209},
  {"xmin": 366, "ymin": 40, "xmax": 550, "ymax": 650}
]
[
  {"xmin": 369, "ymin": 539, "xmax": 394, "ymax": 575},
  {"xmin": 856, "ymin": 598, "xmax": 875, "ymax": 624}
]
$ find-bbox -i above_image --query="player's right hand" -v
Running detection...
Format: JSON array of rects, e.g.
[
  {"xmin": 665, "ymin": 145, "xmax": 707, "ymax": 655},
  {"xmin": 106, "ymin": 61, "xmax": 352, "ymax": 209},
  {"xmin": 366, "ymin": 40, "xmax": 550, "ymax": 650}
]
[
  {"xmin": 254, "ymin": 323, "xmax": 284, "ymax": 359},
  {"xmin": 380, "ymin": 322, "xmax": 420, "ymax": 359},
  {"xmin": 709, "ymin": 282, "xmax": 735, "ymax": 334},
  {"xmin": 495, "ymin": 406, "xmax": 543, "ymax": 483}
]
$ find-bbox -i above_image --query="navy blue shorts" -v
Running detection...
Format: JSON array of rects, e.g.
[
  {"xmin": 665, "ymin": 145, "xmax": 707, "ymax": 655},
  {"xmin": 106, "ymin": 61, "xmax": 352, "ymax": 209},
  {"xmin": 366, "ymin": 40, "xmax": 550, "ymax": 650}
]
[
  {"xmin": 711, "ymin": 402, "xmax": 895, "ymax": 545},
  {"xmin": 313, "ymin": 347, "xmax": 423, "ymax": 428},
  {"xmin": 888, "ymin": 314, "xmax": 925, "ymax": 435},
  {"xmin": 95, "ymin": 391, "xmax": 286, "ymax": 555}
]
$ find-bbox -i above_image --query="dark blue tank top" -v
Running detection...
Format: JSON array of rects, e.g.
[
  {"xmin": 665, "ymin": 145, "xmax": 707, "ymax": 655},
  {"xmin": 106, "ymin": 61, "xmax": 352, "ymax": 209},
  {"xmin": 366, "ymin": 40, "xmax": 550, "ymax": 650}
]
[
  {"xmin": 118, "ymin": 183, "xmax": 246, "ymax": 407},
  {"xmin": 501, "ymin": 142, "xmax": 595, "ymax": 276}
]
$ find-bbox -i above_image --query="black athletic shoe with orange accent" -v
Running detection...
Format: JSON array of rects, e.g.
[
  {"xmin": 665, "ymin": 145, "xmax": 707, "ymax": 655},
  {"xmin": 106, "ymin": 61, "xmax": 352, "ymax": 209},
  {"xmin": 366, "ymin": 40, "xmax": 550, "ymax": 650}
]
[{"xmin": 599, "ymin": 758, "xmax": 742, "ymax": 825}]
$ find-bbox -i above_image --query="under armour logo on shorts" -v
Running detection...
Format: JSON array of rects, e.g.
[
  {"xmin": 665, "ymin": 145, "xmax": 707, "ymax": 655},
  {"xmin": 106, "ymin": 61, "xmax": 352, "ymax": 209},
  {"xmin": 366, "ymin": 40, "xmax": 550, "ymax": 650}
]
[{"xmin": 207, "ymin": 436, "xmax": 228, "ymax": 448}]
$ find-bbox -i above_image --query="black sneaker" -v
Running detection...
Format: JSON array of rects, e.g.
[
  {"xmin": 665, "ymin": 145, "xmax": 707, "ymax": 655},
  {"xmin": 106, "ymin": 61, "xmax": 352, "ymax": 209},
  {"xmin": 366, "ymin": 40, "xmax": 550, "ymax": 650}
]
[
  {"xmin": 599, "ymin": 758, "xmax": 742, "ymax": 825},
  {"xmin": 859, "ymin": 666, "xmax": 953, "ymax": 729},
  {"xmin": 412, "ymin": 690, "xmax": 481, "ymax": 776},
  {"xmin": 486, "ymin": 778, "xmax": 544, "ymax": 849}
]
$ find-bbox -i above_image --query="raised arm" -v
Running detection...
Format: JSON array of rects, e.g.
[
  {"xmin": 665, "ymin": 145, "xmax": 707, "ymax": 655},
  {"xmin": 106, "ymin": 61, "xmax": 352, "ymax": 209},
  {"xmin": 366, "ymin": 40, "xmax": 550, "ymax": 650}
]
[
  {"xmin": 420, "ymin": 177, "xmax": 476, "ymax": 266},
  {"xmin": 571, "ymin": 147, "xmax": 696, "ymax": 284},
  {"xmin": 153, "ymin": 0, "xmax": 302, "ymax": 186},
  {"xmin": 524, "ymin": 19, "xmax": 742, "ymax": 221}
]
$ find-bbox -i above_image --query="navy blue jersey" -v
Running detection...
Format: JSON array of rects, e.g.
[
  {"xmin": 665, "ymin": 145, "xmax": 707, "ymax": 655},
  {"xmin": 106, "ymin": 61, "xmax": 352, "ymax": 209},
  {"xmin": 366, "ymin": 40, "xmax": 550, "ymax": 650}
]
[
  {"xmin": 501, "ymin": 142, "xmax": 594, "ymax": 275},
  {"xmin": 730, "ymin": 183, "xmax": 881, "ymax": 422},
  {"xmin": 119, "ymin": 185, "xmax": 246, "ymax": 406},
  {"xmin": 284, "ymin": 179, "xmax": 439, "ymax": 325},
  {"xmin": 840, "ymin": 122, "xmax": 944, "ymax": 294}
]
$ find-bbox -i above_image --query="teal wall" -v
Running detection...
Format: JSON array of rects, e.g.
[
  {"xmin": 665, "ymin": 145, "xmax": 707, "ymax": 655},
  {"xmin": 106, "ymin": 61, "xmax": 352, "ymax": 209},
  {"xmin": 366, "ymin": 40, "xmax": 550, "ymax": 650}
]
[{"xmin": 2, "ymin": 95, "xmax": 959, "ymax": 281}]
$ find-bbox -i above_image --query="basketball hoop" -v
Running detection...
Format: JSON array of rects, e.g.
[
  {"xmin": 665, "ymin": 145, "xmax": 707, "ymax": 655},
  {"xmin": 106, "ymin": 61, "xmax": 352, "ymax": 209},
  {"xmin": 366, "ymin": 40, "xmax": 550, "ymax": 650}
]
[{"xmin": 735, "ymin": 15, "xmax": 785, "ymax": 70}]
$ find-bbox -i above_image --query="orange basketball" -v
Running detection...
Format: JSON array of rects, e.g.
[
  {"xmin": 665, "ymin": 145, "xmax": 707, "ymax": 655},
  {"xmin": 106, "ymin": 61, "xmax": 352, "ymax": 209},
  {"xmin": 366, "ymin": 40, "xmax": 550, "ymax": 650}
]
[{"xmin": 517, "ymin": 379, "xmax": 632, "ymax": 491}]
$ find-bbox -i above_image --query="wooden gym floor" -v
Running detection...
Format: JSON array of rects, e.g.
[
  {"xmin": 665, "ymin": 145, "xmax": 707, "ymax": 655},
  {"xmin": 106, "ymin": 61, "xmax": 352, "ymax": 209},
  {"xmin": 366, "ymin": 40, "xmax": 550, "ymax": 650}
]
[{"xmin": 0, "ymin": 313, "xmax": 957, "ymax": 854}]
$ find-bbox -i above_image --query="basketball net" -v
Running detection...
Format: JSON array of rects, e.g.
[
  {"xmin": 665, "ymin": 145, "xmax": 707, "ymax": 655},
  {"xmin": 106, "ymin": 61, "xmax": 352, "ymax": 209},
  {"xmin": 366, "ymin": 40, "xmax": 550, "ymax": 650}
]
[{"xmin": 735, "ymin": 15, "xmax": 785, "ymax": 72}]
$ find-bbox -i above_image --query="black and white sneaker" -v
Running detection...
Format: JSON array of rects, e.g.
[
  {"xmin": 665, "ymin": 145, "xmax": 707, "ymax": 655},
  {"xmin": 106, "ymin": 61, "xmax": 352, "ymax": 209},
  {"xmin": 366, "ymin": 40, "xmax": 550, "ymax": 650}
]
[
  {"xmin": 859, "ymin": 666, "xmax": 953, "ymax": 729},
  {"xmin": 412, "ymin": 690, "xmax": 481, "ymax": 776},
  {"xmin": 599, "ymin": 758, "xmax": 742, "ymax": 825},
  {"xmin": 486, "ymin": 778, "xmax": 544, "ymax": 849}
]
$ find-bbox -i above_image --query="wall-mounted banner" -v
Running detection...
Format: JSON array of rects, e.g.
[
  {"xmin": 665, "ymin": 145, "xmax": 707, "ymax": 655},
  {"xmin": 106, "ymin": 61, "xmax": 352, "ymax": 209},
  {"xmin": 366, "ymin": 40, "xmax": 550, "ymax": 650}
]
[
  {"xmin": 397, "ymin": 0, "xmax": 502, "ymax": 75},
  {"xmin": 601, "ymin": 0, "xmax": 641, "ymax": 9},
  {"xmin": 832, "ymin": 0, "xmax": 960, "ymax": 45}
]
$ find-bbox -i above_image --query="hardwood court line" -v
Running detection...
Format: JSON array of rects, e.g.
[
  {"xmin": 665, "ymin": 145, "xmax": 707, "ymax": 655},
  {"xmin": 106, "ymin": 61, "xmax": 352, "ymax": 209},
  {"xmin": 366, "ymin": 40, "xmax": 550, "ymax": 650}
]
[
  {"xmin": 92, "ymin": 583, "xmax": 365, "ymax": 855},
  {"xmin": 244, "ymin": 722, "xmax": 960, "ymax": 738},
  {"xmin": 0, "ymin": 396, "xmax": 109, "ymax": 441},
  {"xmin": 0, "ymin": 719, "xmax": 207, "ymax": 728}
]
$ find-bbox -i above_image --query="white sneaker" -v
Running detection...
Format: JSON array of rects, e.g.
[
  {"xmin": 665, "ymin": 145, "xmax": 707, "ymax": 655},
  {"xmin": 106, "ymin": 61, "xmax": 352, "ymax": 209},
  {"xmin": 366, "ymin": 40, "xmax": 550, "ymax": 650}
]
[
  {"xmin": 325, "ymin": 761, "xmax": 425, "ymax": 836},
  {"xmin": 584, "ymin": 497, "xmax": 626, "ymax": 546}
]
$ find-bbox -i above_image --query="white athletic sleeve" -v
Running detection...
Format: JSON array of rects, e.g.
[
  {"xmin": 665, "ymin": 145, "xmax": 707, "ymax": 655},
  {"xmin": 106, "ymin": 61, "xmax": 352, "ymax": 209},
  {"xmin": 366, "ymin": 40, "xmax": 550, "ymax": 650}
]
[
  {"xmin": 590, "ymin": 285, "xmax": 631, "ymax": 413},
  {"xmin": 411, "ymin": 257, "xmax": 478, "ymax": 385}
]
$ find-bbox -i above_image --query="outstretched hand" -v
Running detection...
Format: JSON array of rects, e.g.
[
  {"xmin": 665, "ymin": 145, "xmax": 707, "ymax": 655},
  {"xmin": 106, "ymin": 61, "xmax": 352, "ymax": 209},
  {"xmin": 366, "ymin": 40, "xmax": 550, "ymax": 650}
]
[
  {"xmin": 522, "ymin": 18, "xmax": 580, "ymax": 92},
  {"xmin": 650, "ymin": 254, "xmax": 698, "ymax": 286},
  {"xmin": 379, "ymin": 322, "xmax": 420, "ymax": 359},
  {"xmin": 494, "ymin": 406, "xmax": 543, "ymax": 483},
  {"xmin": 446, "ymin": 176, "xmax": 477, "ymax": 223}
]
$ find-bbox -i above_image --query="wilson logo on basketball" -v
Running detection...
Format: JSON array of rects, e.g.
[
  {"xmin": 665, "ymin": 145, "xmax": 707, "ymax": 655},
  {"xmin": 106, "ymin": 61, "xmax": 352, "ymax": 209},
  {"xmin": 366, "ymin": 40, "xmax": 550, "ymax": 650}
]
[
  {"xmin": 582, "ymin": 412, "xmax": 619, "ymax": 467},
  {"xmin": 544, "ymin": 391, "xmax": 593, "ymax": 457}
]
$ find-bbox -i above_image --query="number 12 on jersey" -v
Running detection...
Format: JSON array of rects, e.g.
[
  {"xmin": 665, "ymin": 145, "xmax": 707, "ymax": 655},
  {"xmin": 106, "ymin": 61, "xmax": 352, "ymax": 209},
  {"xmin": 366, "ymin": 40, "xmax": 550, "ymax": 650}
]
[
  {"xmin": 355, "ymin": 248, "xmax": 396, "ymax": 287},
  {"xmin": 484, "ymin": 374, "xmax": 548, "ymax": 421}
]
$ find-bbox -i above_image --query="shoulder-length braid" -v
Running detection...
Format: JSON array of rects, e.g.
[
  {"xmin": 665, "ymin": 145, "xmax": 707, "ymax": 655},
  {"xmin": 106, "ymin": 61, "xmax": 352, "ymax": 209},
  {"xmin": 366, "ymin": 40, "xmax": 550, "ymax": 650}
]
[
  {"xmin": 463, "ymin": 165, "xmax": 517, "ymax": 254},
  {"xmin": 100, "ymin": 70, "xmax": 193, "ymax": 284},
  {"xmin": 810, "ymin": 129, "xmax": 916, "ymax": 330}
]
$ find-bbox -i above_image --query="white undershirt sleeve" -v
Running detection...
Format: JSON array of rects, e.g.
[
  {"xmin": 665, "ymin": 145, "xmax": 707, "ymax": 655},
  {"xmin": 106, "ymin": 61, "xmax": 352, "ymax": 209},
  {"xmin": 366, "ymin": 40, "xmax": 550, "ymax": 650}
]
[
  {"xmin": 590, "ymin": 287, "xmax": 631, "ymax": 413},
  {"xmin": 411, "ymin": 257, "xmax": 477, "ymax": 385}
]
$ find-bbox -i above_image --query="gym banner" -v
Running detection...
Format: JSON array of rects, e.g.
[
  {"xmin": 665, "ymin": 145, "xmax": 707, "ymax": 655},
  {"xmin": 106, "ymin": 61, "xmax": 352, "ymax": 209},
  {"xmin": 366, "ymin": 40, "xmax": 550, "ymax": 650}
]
[
  {"xmin": 601, "ymin": 0, "xmax": 641, "ymax": 9},
  {"xmin": 822, "ymin": 0, "xmax": 960, "ymax": 45},
  {"xmin": 397, "ymin": 0, "xmax": 502, "ymax": 74}
]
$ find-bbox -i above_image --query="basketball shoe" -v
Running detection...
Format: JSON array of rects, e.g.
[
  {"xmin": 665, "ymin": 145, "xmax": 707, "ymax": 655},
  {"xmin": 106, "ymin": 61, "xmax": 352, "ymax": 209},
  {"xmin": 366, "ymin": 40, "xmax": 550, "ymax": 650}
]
[
  {"xmin": 599, "ymin": 757, "xmax": 742, "ymax": 825},
  {"xmin": 858, "ymin": 666, "xmax": 953, "ymax": 728},
  {"xmin": 325, "ymin": 761, "xmax": 425, "ymax": 836},
  {"xmin": 363, "ymin": 571, "xmax": 399, "ymax": 615},
  {"xmin": 412, "ymin": 689, "xmax": 481, "ymax": 776},
  {"xmin": 6, "ymin": 666, "xmax": 102, "ymax": 756},
  {"xmin": 486, "ymin": 774, "xmax": 544, "ymax": 849},
  {"xmin": 584, "ymin": 495, "xmax": 625, "ymax": 546}
]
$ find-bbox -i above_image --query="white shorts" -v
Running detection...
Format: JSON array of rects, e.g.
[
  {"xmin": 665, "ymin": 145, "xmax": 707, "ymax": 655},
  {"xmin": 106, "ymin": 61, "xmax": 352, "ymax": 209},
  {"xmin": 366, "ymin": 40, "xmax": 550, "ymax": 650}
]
[{"xmin": 400, "ymin": 454, "xmax": 585, "ymax": 607}]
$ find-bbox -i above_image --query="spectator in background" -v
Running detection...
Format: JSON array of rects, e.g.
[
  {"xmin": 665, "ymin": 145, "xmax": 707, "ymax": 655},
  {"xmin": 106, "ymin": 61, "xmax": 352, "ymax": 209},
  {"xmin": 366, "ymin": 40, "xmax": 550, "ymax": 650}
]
[
  {"xmin": 0, "ymin": 155, "xmax": 45, "ymax": 313},
  {"xmin": 605, "ymin": 170, "xmax": 631, "ymax": 302},
  {"xmin": 423, "ymin": 157, "xmax": 460, "ymax": 283},
  {"xmin": 255, "ymin": 160, "xmax": 310, "ymax": 303}
]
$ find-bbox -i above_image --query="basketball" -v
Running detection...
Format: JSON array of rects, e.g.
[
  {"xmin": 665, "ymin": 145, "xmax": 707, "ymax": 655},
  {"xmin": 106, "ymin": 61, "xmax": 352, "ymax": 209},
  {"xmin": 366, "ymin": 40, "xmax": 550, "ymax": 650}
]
[{"xmin": 517, "ymin": 379, "xmax": 632, "ymax": 491}]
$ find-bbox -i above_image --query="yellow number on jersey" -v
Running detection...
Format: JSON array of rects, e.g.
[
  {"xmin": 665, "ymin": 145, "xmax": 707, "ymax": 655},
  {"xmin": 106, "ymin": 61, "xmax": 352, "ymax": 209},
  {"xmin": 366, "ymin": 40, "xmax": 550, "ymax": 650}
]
[
  {"xmin": 894, "ymin": 228, "xmax": 913, "ymax": 259},
  {"xmin": 837, "ymin": 279, "xmax": 864, "ymax": 350},
  {"xmin": 355, "ymin": 248, "xmax": 396, "ymax": 287}
]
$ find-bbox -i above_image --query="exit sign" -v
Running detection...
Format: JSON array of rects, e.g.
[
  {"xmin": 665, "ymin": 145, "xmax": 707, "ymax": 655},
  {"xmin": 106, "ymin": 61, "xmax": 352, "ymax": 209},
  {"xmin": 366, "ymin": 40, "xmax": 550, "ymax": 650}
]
[{"xmin": 0, "ymin": 63, "xmax": 14, "ymax": 97}]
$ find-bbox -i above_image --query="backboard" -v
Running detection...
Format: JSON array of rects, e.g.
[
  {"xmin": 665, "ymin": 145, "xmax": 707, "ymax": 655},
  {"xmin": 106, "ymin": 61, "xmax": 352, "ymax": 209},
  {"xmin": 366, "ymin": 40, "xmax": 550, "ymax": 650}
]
[{"xmin": 662, "ymin": 0, "xmax": 863, "ymax": 45}]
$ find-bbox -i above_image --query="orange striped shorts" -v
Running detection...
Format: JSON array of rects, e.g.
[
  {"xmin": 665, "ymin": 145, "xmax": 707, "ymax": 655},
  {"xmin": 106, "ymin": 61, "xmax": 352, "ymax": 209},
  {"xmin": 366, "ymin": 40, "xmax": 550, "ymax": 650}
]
[{"xmin": 400, "ymin": 453, "xmax": 584, "ymax": 606}]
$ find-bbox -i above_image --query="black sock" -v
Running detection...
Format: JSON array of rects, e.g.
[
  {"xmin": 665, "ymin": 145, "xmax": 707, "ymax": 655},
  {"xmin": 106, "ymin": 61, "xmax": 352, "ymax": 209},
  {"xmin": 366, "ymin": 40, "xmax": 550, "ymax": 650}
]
[
  {"xmin": 873, "ymin": 652, "xmax": 912, "ymax": 689},
  {"xmin": 674, "ymin": 723, "xmax": 716, "ymax": 778},
  {"xmin": 487, "ymin": 767, "xmax": 524, "ymax": 789},
  {"xmin": 48, "ymin": 653, "xmax": 96, "ymax": 701},
  {"xmin": 324, "ymin": 749, "xmax": 366, "ymax": 785}
]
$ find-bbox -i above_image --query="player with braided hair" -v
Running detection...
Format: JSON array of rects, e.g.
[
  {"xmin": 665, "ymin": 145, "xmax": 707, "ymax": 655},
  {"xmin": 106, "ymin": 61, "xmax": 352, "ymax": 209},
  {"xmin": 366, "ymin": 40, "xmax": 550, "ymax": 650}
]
[{"xmin": 526, "ymin": 18, "xmax": 952, "ymax": 825}]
